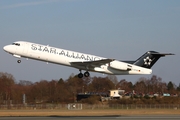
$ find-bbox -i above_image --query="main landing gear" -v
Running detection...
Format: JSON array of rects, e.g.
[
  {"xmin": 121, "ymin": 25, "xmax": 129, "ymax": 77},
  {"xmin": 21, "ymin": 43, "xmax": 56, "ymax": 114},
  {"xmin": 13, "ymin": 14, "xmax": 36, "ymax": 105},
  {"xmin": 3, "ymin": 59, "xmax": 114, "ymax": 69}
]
[{"xmin": 78, "ymin": 70, "xmax": 90, "ymax": 78}]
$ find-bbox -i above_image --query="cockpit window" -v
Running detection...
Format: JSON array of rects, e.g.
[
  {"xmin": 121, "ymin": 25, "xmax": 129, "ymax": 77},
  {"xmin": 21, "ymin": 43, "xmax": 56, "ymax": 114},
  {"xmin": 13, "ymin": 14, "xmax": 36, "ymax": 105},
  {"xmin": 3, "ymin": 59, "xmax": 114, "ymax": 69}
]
[{"xmin": 12, "ymin": 43, "xmax": 20, "ymax": 46}]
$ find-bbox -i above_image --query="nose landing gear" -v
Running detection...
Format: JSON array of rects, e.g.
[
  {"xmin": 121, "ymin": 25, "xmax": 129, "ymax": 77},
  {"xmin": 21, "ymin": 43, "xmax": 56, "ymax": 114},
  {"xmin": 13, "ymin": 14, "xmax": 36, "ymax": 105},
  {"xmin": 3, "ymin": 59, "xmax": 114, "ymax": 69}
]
[{"xmin": 17, "ymin": 60, "xmax": 21, "ymax": 63}]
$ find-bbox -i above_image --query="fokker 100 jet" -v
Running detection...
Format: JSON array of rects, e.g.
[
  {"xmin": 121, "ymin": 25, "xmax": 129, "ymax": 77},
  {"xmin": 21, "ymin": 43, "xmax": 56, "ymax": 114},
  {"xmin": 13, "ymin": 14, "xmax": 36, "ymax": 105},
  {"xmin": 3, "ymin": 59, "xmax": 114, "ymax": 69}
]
[{"xmin": 3, "ymin": 41, "xmax": 174, "ymax": 78}]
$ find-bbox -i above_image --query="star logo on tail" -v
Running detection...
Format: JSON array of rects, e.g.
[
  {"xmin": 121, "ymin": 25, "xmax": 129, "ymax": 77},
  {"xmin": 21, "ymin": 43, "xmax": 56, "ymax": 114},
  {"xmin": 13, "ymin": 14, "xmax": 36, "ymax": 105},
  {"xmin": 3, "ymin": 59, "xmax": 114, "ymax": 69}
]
[{"xmin": 144, "ymin": 56, "xmax": 152, "ymax": 66}]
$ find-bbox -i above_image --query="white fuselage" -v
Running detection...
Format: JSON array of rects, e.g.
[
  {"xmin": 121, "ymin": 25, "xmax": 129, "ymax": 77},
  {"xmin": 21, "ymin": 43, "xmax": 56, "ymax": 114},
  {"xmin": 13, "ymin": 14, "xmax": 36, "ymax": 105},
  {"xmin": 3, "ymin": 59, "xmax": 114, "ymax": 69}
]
[{"xmin": 3, "ymin": 41, "xmax": 152, "ymax": 75}]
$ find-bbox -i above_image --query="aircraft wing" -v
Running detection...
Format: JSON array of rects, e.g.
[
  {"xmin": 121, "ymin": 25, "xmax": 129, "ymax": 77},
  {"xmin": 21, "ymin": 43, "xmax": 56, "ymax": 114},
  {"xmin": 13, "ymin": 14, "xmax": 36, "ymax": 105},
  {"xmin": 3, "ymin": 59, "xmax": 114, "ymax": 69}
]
[{"xmin": 70, "ymin": 59, "xmax": 114, "ymax": 68}]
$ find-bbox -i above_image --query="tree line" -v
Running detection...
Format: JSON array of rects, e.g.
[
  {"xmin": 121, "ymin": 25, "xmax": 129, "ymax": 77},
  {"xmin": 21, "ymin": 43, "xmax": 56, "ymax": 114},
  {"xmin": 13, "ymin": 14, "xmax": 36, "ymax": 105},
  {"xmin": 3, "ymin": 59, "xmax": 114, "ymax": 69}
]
[{"xmin": 0, "ymin": 72, "xmax": 180, "ymax": 104}]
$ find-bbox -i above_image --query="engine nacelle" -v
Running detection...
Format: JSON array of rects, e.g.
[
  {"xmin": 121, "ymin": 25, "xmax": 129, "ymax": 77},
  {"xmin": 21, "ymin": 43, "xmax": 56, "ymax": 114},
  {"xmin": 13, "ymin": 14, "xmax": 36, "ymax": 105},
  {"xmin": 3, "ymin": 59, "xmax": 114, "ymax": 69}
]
[{"xmin": 109, "ymin": 61, "xmax": 132, "ymax": 71}]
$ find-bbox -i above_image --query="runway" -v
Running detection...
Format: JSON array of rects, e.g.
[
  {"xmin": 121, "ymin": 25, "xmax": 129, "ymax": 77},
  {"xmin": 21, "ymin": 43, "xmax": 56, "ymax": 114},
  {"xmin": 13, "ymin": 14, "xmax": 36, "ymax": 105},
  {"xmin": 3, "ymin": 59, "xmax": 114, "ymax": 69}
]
[{"xmin": 0, "ymin": 115, "xmax": 180, "ymax": 120}]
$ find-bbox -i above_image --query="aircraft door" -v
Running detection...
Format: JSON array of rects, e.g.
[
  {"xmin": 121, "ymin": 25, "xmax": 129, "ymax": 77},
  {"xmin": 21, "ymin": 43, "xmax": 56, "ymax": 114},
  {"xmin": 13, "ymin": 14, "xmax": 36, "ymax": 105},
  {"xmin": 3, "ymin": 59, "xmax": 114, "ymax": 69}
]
[{"xmin": 23, "ymin": 43, "xmax": 29, "ymax": 55}]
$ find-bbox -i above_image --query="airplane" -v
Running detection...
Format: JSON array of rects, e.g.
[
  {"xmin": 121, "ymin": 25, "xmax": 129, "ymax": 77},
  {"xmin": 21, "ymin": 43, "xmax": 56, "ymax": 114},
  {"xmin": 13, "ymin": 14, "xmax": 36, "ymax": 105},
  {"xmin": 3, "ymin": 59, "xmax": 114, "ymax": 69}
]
[{"xmin": 3, "ymin": 41, "xmax": 174, "ymax": 78}]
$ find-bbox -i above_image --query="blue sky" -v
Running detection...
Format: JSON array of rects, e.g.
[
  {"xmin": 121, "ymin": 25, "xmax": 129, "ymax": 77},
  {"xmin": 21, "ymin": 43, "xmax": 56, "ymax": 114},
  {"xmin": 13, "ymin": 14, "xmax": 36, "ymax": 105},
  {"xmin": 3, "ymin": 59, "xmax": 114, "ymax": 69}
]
[{"xmin": 0, "ymin": 0, "xmax": 179, "ymax": 85}]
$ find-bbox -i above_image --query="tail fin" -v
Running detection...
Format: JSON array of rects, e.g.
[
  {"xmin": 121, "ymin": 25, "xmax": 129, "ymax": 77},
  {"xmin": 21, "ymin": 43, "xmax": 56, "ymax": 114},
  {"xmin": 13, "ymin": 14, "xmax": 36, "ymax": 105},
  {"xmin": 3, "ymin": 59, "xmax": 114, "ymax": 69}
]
[{"xmin": 133, "ymin": 51, "xmax": 174, "ymax": 68}]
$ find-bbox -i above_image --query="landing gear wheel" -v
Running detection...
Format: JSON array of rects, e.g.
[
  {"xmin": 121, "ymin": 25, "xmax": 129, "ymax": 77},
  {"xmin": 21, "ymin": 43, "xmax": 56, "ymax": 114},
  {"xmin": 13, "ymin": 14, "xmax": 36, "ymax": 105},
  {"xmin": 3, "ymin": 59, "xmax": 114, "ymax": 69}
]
[
  {"xmin": 84, "ymin": 71, "xmax": 90, "ymax": 77},
  {"xmin": 78, "ymin": 73, "xmax": 83, "ymax": 78},
  {"xmin": 17, "ymin": 60, "xmax": 21, "ymax": 63}
]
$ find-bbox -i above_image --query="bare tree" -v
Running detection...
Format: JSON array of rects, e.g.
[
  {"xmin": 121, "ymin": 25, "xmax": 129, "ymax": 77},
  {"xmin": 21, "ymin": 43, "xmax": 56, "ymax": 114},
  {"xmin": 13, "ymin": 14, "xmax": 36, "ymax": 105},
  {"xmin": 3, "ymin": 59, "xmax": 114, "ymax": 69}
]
[
  {"xmin": 107, "ymin": 75, "xmax": 118, "ymax": 89},
  {"xmin": 116, "ymin": 79, "xmax": 133, "ymax": 92},
  {"xmin": 88, "ymin": 77, "xmax": 114, "ymax": 92},
  {"xmin": 0, "ymin": 72, "xmax": 15, "ymax": 104}
]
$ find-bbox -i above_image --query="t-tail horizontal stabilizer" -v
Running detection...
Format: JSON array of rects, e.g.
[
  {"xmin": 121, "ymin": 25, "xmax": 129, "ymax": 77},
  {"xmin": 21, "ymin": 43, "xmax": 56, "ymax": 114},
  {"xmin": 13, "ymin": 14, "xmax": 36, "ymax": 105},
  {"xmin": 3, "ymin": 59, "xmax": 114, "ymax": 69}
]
[{"xmin": 133, "ymin": 51, "xmax": 174, "ymax": 69}]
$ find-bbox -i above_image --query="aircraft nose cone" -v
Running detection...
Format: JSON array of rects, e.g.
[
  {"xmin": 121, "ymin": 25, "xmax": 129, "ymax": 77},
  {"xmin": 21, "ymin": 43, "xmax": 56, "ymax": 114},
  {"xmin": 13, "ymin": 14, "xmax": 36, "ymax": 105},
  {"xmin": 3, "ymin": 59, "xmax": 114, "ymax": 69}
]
[
  {"xmin": 3, "ymin": 46, "xmax": 7, "ymax": 51},
  {"xmin": 3, "ymin": 45, "xmax": 10, "ymax": 52}
]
